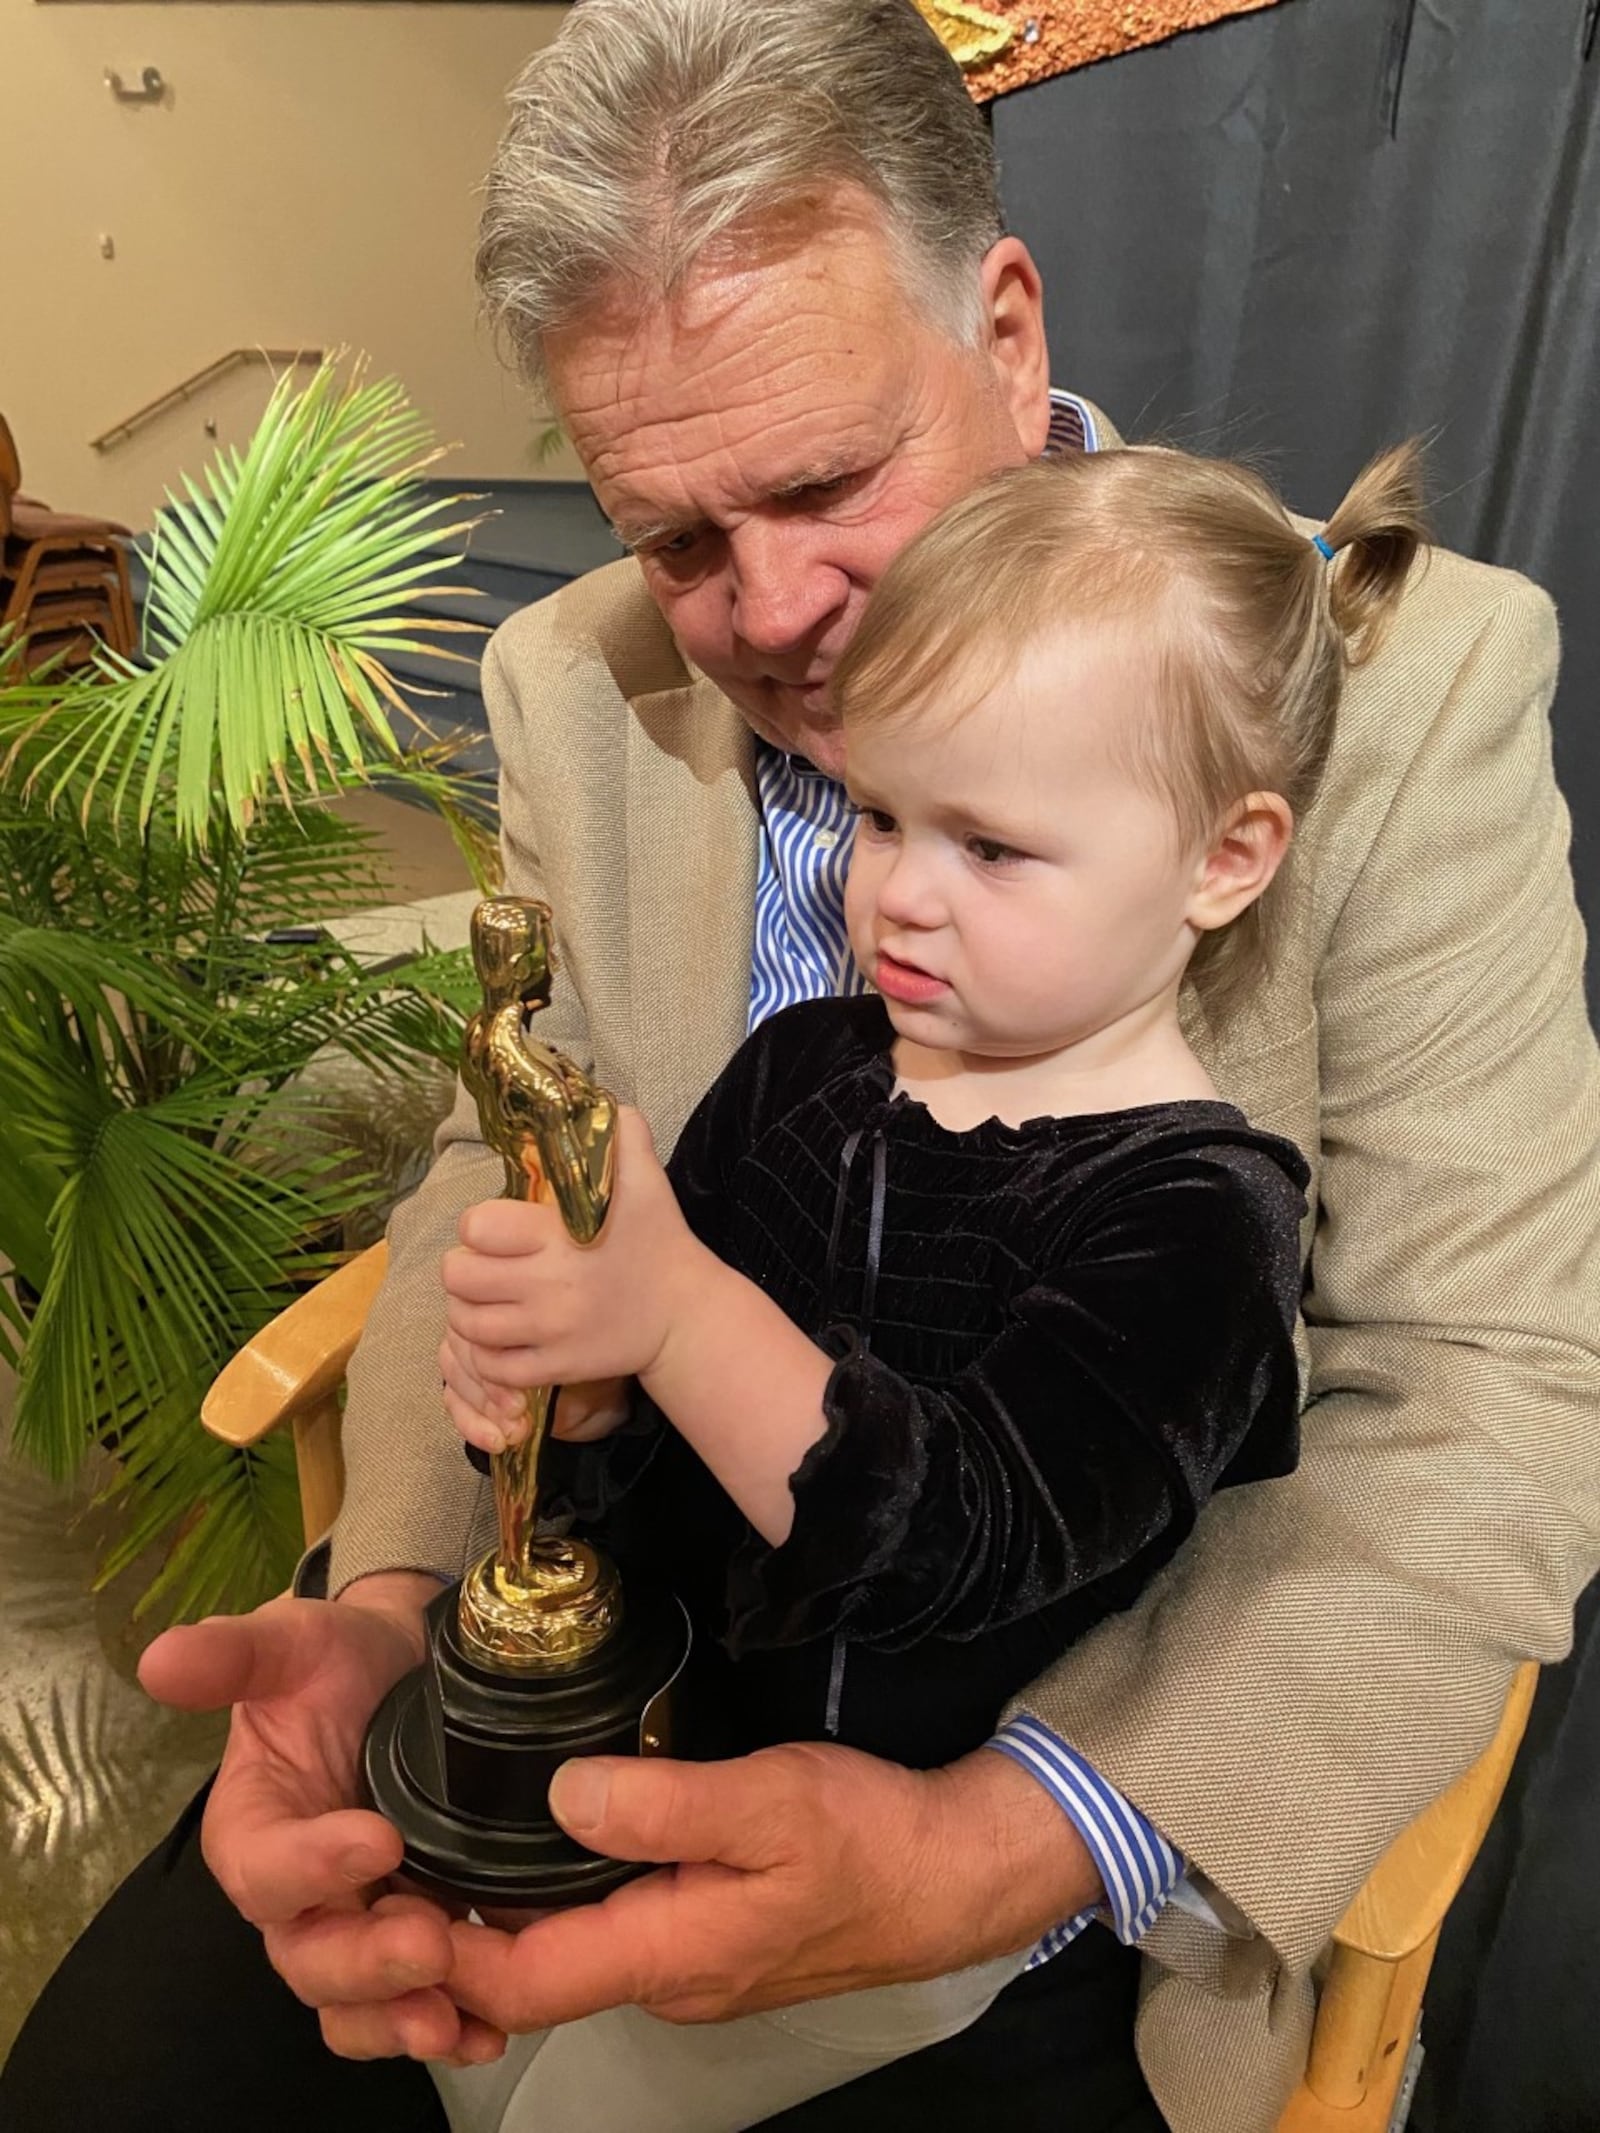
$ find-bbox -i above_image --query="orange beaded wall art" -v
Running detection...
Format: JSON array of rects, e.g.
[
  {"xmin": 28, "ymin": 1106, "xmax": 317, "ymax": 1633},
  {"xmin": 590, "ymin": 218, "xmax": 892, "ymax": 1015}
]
[{"xmin": 911, "ymin": 0, "xmax": 1290, "ymax": 102}]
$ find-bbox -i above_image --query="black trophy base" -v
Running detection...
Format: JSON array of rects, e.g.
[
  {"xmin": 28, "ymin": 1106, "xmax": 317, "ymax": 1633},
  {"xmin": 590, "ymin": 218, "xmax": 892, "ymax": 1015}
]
[{"xmin": 362, "ymin": 1573, "xmax": 691, "ymax": 1909}]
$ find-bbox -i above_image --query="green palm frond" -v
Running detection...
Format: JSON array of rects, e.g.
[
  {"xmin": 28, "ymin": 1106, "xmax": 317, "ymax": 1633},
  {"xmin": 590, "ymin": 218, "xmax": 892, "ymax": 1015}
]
[
  {"xmin": 230, "ymin": 800, "xmax": 389, "ymax": 930},
  {"xmin": 163, "ymin": 919, "xmax": 470, "ymax": 1082},
  {"xmin": 0, "ymin": 358, "xmax": 494, "ymax": 1620},
  {"xmin": 8, "ymin": 1048, "xmax": 369, "ymax": 1470},
  {"xmin": 0, "ymin": 914, "xmax": 207, "ymax": 1064},
  {"xmin": 374, "ymin": 752, "xmax": 502, "ymax": 895},
  {"xmin": 0, "ymin": 362, "xmax": 487, "ymax": 846},
  {"xmin": 93, "ymin": 1390, "xmax": 304, "ymax": 1622}
]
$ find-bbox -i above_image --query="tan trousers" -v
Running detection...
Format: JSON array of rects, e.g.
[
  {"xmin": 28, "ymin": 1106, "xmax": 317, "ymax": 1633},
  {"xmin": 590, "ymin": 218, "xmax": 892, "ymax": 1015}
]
[{"xmin": 431, "ymin": 1951, "xmax": 1030, "ymax": 2133}]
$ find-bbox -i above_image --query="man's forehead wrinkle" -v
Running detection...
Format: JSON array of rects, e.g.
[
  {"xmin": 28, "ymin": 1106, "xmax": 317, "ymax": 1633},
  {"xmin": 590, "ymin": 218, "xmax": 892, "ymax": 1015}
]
[{"xmin": 589, "ymin": 378, "xmax": 889, "ymax": 542}]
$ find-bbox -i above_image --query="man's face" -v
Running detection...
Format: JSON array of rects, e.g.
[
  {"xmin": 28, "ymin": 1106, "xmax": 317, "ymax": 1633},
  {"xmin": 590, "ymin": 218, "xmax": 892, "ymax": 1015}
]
[{"xmin": 544, "ymin": 197, "xmax": 1051, "ymax": 775}]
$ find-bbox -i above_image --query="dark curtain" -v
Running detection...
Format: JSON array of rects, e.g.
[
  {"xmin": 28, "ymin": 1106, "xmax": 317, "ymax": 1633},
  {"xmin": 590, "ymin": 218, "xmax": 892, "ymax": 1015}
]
[
  {"xmin": 995, "ymin": 0, "xmax": 1600, "ymax": 1003},
  {"xmin": 993, "ymin": 8, "xmax": 1600, "ymax": 2129}
]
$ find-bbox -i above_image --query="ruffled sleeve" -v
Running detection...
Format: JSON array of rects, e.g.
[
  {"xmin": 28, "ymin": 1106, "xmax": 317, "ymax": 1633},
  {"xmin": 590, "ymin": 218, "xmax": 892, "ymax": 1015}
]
[{"xmin": 725, "ymin": 1140, "xmax": 1305, "ymax": 1653}]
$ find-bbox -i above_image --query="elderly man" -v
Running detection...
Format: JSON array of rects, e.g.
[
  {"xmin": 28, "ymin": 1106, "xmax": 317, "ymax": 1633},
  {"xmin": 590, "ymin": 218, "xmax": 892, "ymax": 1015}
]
[{"xmin": 9, "ymin": 2, "xmax": 1598, "ymax": 2130}]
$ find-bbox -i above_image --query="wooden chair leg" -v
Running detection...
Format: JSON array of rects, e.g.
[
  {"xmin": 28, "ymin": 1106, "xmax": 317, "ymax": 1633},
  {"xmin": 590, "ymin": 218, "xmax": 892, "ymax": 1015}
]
[
  {"xmin": 291, "ymin": 1392, "xmax": 347, "ymax": 1547},
  {"xmin": 1279, "ymin": 1930, "xmax": 1438, "ymax": 2133}
]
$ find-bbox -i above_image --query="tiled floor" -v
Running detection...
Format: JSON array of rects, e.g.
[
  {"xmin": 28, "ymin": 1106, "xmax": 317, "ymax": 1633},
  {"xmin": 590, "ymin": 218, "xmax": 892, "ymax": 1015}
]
[
  {"xmin": 0, "ymin": 788, "xmax": 478, "ymax": 2059},
  {"xmin": 0, "ymin": 1396, "xmax": 228, "ymax": 2060},
  {"xmin": 330, "ymin": 784, "xmax": 480, "ymax": 904}
]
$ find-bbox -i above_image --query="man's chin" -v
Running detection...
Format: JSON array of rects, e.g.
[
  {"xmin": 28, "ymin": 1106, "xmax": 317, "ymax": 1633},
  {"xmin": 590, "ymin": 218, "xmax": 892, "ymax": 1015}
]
[{"xmin": 733, "ymin": 690, "xmax": 846, "ymax": 776}]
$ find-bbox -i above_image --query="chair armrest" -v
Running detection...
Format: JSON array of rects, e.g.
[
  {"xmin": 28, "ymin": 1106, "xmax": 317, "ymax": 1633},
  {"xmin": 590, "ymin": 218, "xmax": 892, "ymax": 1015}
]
[
  {"xmin": 1332, "ymin": 1661, "xmax": 1538, "ymax": 1963},
  {"xmin": 202, "ymin": 1242, "xmax": 390, "ymax": 1449}
]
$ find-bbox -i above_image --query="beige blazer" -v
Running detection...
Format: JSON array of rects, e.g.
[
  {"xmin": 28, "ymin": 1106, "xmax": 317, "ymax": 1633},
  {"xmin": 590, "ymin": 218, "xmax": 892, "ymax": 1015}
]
[{"xmin": 332, "ymin": 433, "xmax": 1600, "ymax": 2131}]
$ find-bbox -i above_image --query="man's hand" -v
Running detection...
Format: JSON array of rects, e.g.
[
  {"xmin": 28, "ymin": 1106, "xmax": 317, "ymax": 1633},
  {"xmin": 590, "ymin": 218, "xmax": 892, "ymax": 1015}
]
[
  {"xmin": 445, "ymin": 1740, "xmax": 1103, "ymax": 2032},
  {"xmin": 138, "ymin": 1575, "xmax": 506, "ymax": 2068}
]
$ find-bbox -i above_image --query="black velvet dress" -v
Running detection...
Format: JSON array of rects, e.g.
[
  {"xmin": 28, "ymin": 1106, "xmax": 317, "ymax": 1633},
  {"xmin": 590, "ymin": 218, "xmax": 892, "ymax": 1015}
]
[{"xmin": 560, "ymin": 993, "xmax": 1309, "ymax": 1772}]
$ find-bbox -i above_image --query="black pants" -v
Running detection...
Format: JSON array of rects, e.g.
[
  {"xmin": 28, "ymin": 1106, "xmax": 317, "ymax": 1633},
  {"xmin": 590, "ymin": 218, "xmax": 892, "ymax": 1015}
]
[
  {"xmin": 1410, "ymin": 1573, "xmax": 1600, "ymax": 2133},
  {"xmin": 0, "ymin": 1780, "xmax": 1163, "ymax": 2132}
]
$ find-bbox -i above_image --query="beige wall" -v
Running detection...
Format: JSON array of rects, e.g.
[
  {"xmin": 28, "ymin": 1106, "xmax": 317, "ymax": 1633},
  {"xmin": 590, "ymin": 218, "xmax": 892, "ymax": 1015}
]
[{"xmin": 3, "ymin": 1, "xmax": 585, "ymax": 528}]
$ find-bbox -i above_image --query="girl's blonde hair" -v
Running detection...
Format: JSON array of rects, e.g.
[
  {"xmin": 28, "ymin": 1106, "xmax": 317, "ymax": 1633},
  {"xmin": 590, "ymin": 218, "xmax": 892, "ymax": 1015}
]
[{"xmin": 833, "ymin": 443, "xmax": 1428, "ymax": 1013}]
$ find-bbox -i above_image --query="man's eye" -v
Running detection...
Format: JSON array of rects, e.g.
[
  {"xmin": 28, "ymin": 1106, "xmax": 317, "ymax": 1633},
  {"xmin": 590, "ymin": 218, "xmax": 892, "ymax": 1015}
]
[
  {"xmin": 787, "ymin": 471, "xmax": 863, "ymax": 509},
  {"xmin": 650, "ymin": 530, "xmax": 699, "ymax": 559}
]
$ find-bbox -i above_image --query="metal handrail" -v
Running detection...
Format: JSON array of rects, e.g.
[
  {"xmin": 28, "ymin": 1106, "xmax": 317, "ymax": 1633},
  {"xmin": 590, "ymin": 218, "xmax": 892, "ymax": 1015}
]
[{"xmin": 89, "ymin": 346, "xmax": 324, "ymax": 454}]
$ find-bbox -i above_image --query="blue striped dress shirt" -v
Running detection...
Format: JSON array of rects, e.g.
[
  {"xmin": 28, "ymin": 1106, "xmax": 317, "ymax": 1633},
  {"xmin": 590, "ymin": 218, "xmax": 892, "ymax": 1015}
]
[{"xmin": 744, "ymin": 389, "xmax": 1184, "ymax": 1961}]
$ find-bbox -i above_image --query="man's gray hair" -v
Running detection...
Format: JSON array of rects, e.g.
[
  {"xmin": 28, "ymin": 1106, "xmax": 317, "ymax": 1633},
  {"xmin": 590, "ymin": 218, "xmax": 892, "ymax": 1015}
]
[{"xmin": 476, "ymin": 0, "xmax": 1004, "ymax": 389}]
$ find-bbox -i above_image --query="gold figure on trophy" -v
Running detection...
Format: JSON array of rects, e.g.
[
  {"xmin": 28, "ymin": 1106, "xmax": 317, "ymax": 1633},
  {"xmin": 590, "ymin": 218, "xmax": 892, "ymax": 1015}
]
[
  {"xmin": 455, "ymin": 898, "xmax": 623, "ymax": 1674},
  {"xmin": 363, "ymin": 894, "xmax": 690, "ymax": 1904}
]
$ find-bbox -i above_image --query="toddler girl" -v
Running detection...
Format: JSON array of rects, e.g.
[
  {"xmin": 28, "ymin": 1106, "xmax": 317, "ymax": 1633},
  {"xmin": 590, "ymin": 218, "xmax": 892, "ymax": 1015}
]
[{"xmin": 435, "ymin": 439, "xmax": 1426, "ymax": 2133}]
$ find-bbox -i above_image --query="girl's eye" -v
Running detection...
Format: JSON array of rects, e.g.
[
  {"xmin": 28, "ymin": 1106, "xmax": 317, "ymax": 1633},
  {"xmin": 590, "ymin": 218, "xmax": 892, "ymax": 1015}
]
[
  {"xmin": 970, "ymin": 836, "xmax": 1023, "ymax": 865},
  {"xmin": 849, "ymin": 804, "xmax": 897, "ymax": 836}
]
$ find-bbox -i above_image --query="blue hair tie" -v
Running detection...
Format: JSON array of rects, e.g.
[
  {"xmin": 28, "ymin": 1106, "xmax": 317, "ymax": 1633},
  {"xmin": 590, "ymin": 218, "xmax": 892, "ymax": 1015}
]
[{"xmin": 1312, "ymin": 532, "xmax": 1336, "ymax": 562}]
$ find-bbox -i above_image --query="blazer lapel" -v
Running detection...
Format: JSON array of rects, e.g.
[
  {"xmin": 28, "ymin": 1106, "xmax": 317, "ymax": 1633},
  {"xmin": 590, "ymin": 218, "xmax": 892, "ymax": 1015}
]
[{"xmin": 624, "ymin": 671, "xmax": 761, "ymax": 1143}]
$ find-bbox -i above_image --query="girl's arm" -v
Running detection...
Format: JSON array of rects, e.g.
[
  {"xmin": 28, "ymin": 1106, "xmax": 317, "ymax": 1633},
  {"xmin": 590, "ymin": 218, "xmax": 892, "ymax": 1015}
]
[
  {"xmin": 725, "ymin": 1142, "xmax": 1307, "ymax": 1654},
  {"xmin": 441, "ymin": 1002, "xmax": 869, "ymax": 1526},
  {"xmin": 638, "ymin": 1243, "xmax": 834, "ymax": 1542}
]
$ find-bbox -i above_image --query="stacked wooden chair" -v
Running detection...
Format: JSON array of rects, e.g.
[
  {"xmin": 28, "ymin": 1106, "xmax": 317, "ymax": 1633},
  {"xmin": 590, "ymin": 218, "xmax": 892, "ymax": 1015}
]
[{"xmin": 1, "ymin": 414, "xmax": 137, "ymax": 671}]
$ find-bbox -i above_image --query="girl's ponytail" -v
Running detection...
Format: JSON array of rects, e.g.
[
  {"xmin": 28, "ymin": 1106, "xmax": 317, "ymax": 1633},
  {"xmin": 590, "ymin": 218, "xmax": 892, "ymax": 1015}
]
[{"xmin": 1318, "ymin": 441, "xmax": 1429, "ymax": 662}]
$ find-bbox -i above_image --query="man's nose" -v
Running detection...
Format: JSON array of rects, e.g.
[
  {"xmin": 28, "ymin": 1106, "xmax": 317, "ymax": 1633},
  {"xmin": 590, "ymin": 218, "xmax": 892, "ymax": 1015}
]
[{"xmin": 729, "ymin": 522, "xmax": 848, "ymax": 658}]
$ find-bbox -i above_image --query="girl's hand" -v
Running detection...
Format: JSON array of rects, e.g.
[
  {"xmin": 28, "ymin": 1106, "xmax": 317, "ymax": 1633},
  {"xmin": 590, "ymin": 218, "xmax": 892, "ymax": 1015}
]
[
  {"xmin": 441, "ymin": 1108, "xmax": 706, "ymax": 1398},
  {"xmin": 439, "ymin": 1329, "xmax": 525, "ymax": 1456},
  {"xmin": 439, "ymin": 1336, "xmax": 629, "ymax": 1456},
  {"xmin": 552, "ymin": 1378, "xmax": 631, "ymax": 1443}
]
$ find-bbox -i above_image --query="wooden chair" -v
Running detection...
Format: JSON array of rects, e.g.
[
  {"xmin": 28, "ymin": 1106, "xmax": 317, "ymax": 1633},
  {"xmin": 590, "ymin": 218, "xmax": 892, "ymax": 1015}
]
[
  {"xmin": 0, "ymin": 414, "xmax": 136, "ymax": 667},
  {"xmin": 204, "ymin": 1239, "xmax": 1538, "ymax": 2133}
]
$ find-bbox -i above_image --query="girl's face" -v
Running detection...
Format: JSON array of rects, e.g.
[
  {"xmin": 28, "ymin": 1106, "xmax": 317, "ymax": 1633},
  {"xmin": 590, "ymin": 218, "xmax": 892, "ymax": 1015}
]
[{"xmin": 843, "ymin": 624, "xmax": 1215, "ymax": 1066}]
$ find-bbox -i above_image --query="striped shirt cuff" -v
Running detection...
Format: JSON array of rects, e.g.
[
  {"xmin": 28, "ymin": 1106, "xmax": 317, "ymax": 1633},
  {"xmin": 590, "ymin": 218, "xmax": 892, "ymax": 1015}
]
[{"xmin": 989, "ymin": 1717, "xmax": 1184, "ymax": 1950}]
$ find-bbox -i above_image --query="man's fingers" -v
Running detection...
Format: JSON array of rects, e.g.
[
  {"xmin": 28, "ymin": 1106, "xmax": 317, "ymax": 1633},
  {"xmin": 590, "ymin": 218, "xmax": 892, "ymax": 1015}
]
[
  {"xmin": 205, "ymin": 1783, "xmax": 403, "ymax": 1925},
  {"xmin": 548, "ymin": 1753, "xmax": 802, "ymax": 1871},
  {"xmin": 138, "ymin": 1610, "xmax": 309, "ymax": 1713},
  {"xmin": 446, "ymin": 1903, "xmax": 658, "ymax": 2030},
  {"xmin": 320, "ymin": 1987, "xmax": 463, "ymax": 2063},
  {"xmin": 438, "ymin": 2016, "xmax": 510, "ymax": 2070},
  {"xmin": 264, "ymin": 1891, "xmax": 455, "ymax": 2008}
]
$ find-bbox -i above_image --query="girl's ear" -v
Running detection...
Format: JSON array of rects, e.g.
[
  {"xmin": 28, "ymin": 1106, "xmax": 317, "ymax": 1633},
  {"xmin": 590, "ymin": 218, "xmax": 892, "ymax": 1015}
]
[{"xmin": 1188, "ymin": 793, "xmax": 1294, "ymax": 934}]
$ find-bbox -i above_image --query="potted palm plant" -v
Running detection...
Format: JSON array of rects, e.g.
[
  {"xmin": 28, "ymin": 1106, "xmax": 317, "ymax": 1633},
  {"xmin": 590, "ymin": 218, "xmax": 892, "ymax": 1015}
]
[{"xmin": 0, "ymin": 361, "xmax": 499, "ymax": 1622}]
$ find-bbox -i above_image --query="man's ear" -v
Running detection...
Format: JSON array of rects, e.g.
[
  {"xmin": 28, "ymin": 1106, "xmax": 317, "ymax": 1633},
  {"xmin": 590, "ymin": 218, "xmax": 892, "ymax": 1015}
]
[
  {"xmin": 979, "ymin": 238, "xmax": 1052, "ymax": 460},
  {"xmin": 1188, "ymin": 793, "xmax": 1295, "ymax": 933}
]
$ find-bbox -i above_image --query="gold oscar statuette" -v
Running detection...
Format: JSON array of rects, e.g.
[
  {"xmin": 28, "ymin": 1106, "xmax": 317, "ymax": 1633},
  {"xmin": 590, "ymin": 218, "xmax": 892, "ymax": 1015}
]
[
  {"xmin": 455, "ymin": 897, "xmax": 622, "ymax": 1672},
  {"xmin": 360, "ymin": 897, "xmax": 692, "ymax": 1909}
]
